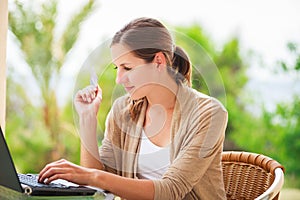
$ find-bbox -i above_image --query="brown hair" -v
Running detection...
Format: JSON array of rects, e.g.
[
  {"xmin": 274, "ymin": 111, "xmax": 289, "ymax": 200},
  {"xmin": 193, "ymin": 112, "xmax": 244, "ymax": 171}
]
[{"xmin": 111, "ymin": 17, "xmax": 192, "ymax": 119}]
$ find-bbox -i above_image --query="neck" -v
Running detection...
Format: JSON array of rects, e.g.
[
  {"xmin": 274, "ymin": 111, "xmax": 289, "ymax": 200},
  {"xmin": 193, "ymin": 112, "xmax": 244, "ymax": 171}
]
[{"xmin": 146, "ymin": 80, "xmax": 178, "ymax": 110}]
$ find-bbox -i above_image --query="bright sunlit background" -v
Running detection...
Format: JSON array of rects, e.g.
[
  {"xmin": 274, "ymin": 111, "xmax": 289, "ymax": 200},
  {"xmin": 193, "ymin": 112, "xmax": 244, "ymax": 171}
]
[
  {"xmin": 5, "ymin": 0, "xmax": 300, "ymax": 198},
  {"xmin": 8, "ymin": 0, "xmax": 300, "ymax": 109},
  {"xmin": 62, "ymin": 0, "xmax": 300, "ymax": 110}
]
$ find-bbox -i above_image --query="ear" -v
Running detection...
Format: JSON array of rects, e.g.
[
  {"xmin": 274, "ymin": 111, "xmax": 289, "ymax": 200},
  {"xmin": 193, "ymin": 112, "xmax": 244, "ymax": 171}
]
[{"xmin": 154, "ymin": 52, "xmax": 166, "ymax": 67}]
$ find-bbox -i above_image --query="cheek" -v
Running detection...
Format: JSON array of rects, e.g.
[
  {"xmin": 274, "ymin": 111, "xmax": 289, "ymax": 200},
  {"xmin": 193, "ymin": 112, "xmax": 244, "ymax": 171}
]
[
  {"xmin": 128, "ymin": 64, "xmax": 158, "ymax": 88},
  {"xmin": 128, "ymin": 64, "xmax": 157, "ymax": 100}
]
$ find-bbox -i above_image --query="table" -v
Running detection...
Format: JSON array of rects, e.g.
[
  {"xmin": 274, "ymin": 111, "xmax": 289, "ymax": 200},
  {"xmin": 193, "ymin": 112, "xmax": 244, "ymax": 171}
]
[{"xmin": 0, "ymin": 185, "xmax": 115, "ymax": 200}]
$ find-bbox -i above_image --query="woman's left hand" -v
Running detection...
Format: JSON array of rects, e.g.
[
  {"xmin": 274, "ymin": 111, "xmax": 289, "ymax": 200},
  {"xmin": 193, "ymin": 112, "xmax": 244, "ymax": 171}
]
[{"xmin": 38, "ymin": 159, "xmax": 96, "ymax": 185}]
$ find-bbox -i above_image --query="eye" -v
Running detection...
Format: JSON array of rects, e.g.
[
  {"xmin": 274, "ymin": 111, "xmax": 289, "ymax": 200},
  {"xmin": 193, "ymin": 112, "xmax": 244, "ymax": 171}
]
[
  {"xmin": 124, "ymin": 66, "xmax": 132, "ymax": 71},
  {"xmin": 113, "ymin": 64, "xmax": 132, "ymax": 71}
]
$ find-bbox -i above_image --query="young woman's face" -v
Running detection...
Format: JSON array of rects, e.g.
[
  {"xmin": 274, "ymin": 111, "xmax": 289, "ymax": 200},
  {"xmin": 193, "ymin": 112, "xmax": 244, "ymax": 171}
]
[{"xmin": 111, "ymin": 44, "xmax": 159, "ymax": 100}]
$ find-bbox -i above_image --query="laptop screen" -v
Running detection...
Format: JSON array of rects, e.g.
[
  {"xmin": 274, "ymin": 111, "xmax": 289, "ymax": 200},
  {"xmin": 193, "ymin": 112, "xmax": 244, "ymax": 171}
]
[{"xmin": 0, "ymin": 127, "xmax": 23, "ymax": 193}]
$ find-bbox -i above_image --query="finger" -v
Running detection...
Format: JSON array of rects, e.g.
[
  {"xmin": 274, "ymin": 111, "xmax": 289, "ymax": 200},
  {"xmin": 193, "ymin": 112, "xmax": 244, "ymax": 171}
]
[
  {"xmin": 39, "ymin": 165, "xmax": 53, "ymax": 182},
  {"xmin": 44, "ymin": 173, "xmax": 62, "ymax": 184},
  {"xmin": 82, "ymin": 86, "xmax": 98, "ymax": 103},
  {"xmin": 92, "ymin": 85, "xmax": 99, "ymax": 99},
  {"xmin": 88, "ymin": 86, "xmax": 97, "ymax": 100},
  {"xmin": 75, "ymin": 90, "xmax": 87, "ymax": 102},
  {"xmin": 81, "ymin": 90, "xmax": 91, "ymax": 102},
  {"xmin": 39, "ymin": 167, "xmax": 68, "ymax": 184},
  {"xmin": 38, "ymin": 159, "xmax": 68, "ymax": 182},
  {"xmin": 45, "ymin": 173, "xmax": 72, "ymax": 184},
  {"xmin": 95, "ymin": 85, "xmax": 102, "ymax": 100}
]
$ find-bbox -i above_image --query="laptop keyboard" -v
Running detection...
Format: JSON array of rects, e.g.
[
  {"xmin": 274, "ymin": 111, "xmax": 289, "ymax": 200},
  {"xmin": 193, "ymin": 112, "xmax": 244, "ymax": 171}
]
[{"xmin": 18, "ymin": 173, "xmax": 69, "ymax": 188}]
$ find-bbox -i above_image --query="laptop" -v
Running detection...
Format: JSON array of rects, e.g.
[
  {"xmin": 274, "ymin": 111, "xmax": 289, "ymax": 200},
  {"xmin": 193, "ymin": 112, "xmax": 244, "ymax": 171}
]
[{"xmin": 0, "ymin": 126, "xmax": 110, "ymax": 197}]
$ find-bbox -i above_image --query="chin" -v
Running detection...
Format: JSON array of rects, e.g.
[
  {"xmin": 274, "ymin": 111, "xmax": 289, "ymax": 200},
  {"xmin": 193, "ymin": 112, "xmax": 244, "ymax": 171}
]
[{"xmin": 129, "ymin": 89, "xmax": 145, "ymax": 101}]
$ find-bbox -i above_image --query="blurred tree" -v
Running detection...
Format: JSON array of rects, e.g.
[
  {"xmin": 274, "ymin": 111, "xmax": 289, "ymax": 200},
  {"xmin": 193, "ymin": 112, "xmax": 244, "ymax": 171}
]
[
  {"xmin": 231, "ymin": 42, "xmax": 300, "ymax": 187},
  {"xmin": 6, "ymin": 0, "xmax": 97, "ymax": 172},
  {"xmin": 265, "ymin": 43, "xmax": 300, "ymax": 187},
  {"xmin": 174, "ymin": 24, "xmax": 300, "ymax": 187},
  {"xmin": 174, "ymin": 24, "xmax": 250, "ymax": 150}
]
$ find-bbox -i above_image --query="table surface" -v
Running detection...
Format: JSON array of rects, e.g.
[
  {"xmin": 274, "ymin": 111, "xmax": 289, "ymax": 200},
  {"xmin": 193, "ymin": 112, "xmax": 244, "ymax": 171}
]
[{"xmin": 0, "ymin": 185, "xmax": 115, "ymax": 200}]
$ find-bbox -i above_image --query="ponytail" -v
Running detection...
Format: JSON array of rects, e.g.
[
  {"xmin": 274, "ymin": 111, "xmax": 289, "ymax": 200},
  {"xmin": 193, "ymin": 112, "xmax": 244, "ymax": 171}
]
[{"xmin": 171, "ymin": 46, "xmax": 192, "ymax": 87}]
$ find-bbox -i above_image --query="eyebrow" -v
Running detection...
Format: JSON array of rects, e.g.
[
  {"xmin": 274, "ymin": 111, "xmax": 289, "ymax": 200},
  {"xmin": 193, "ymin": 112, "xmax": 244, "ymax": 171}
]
[{"xmin": 113, "ymin": 62, "xmax": 131, "ymax": 67}]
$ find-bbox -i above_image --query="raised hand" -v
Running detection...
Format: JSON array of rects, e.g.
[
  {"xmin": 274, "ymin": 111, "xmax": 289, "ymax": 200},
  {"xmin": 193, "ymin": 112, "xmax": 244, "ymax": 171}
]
[{"xmin": 74, "ymin": 85, "xmax": 102, "ymax": 116}]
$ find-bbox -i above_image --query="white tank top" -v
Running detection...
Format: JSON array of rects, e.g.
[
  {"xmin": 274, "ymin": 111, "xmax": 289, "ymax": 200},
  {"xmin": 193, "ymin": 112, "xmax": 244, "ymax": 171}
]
[{"xmin": 137, "ymin": 130, "xmax": 170, "ymax": 180}]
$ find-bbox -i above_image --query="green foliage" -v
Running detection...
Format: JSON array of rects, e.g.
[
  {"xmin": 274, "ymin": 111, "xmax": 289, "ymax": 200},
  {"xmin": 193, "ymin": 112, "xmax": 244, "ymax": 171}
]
[
  {"xmin": 279, "ymin": 42, "xmax": 300, "ymax": 72},
  {"xmin": 6, "ymin": 73, "xmax": 52, "ymax": 172},
  {"xmin": 7, "ymin": 0, "xmax": 96, "ymax": 172},
  {"xmin": 60, "ymin": 1, "xmax": 96, "ymax": 56},
  {"xmin": 174, "ymin": 24, "xmax": 249, "ymax": 146},
  {"xmin": 275, "ymin": 45, "xmax": 300, "ymax": 187},
  {"xmin": 231, "ymin": 43, "xmax": 300, "ymax": 187},
  {"xmin": 276, "ymin": 97, "xmax": 300, "ymax": 175},
  {"xmin": 233, "ymin": 96, "xmax": 300, "ymax": 187},
  {"xmin": 175, "ymin": 24, "xmax": 300, "ymax": 188},
  {"xmin": 6, "ymin": 1, "xmax": 300, "ymax": 188}
]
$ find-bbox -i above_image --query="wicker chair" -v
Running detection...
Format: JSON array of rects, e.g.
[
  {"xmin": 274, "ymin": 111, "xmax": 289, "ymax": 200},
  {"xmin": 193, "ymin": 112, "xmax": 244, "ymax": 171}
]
[{"xmin": 222, "ymin": 151, "xmax": 285, "ymax": 200}]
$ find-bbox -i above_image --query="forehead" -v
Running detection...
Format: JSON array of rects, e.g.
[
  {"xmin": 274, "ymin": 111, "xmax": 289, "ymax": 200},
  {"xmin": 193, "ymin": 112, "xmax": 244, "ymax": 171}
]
[
  {"xmin": 111, "ymin": 44, "xmax": 130, "ymax": 58},
  {"xmin": 110, "ymin": 44, "xmax": 142, "ymax": 65}
]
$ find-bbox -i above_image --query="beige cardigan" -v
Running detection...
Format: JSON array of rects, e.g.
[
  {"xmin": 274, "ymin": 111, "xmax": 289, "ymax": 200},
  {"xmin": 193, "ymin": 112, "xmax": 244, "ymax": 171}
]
[{"xmin": 99, "ymin": 84, "xmax": 228, "ymax": 200}]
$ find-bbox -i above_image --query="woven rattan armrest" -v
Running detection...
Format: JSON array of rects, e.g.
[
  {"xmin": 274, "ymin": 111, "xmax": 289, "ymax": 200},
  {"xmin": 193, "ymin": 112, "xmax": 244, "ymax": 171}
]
[{"xmin": 222, "ymin": 151, "xmax": 285, "ymax": 200}]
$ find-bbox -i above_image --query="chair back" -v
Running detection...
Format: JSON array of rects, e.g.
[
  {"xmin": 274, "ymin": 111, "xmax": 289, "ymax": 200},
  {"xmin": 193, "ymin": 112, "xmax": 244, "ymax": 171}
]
[{"xmin": 222, "ymin": 151, "xmax": 285, "ymax": 200}]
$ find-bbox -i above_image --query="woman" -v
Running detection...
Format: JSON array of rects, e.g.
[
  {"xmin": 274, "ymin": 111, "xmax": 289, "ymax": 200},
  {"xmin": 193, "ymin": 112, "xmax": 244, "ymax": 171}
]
[{"xmin": 38, "ymin": 17, "xmax": 228, "ymax": 200}]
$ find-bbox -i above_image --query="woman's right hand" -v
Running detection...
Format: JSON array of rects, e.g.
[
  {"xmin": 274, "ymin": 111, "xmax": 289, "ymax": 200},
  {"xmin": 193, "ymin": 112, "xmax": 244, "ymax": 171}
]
[{"xmin": 74, "ymin": 85, "xmax": 102, "ymax": 116}]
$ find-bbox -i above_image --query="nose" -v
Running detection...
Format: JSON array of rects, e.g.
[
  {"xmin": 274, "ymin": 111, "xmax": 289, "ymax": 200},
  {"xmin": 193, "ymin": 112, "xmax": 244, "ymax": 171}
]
[{"xmin": 115, "ymin": 68, "xmax": 127, "ymax": 84}]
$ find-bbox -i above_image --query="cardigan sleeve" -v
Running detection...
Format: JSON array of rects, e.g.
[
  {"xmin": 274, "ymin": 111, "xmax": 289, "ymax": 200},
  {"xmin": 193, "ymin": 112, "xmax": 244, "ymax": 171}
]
[
  {"xmin": 98, "ymin": 95, "xmax": 133, "ymax": 175},
  {"xmin": 99, "ymin": 109, "xmax": 118, "ymax": 174},
  {"xmin": 153, "ymin": 98, "xmax": 228, "ymax": 200}
]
